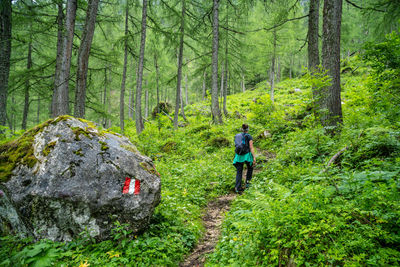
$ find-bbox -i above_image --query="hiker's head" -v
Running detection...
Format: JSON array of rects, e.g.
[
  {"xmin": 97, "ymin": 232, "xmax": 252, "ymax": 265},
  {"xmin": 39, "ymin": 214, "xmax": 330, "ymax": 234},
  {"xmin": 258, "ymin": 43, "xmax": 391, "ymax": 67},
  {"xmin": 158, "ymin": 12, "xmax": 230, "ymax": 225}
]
[{"xmin": 242, "ymin": 124, "xmax": 249, "ymax": 132}]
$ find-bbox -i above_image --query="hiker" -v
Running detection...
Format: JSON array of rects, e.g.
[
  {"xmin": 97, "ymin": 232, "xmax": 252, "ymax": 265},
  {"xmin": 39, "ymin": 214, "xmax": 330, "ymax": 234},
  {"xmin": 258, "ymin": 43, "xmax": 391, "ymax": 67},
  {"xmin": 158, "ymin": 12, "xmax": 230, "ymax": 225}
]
[{"xmin": 233, "ymin": 124, "xmax": 256, "ymax": 193}]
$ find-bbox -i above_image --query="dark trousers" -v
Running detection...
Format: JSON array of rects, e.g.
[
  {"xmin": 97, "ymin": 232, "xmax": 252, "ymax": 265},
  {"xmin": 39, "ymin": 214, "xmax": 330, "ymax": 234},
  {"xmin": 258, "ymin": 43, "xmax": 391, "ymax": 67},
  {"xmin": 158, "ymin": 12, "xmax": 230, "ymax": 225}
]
[{"xmin": 234, "ymin": 161, "xmax": 253, "ymax": 190}]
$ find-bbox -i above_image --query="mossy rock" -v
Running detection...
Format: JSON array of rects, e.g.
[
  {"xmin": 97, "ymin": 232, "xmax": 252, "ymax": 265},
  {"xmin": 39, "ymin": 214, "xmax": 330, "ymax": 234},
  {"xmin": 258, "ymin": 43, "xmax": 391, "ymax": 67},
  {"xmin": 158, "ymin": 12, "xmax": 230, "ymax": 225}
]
[
  {"xmin": 152, "ymin": 102, "xmax": 172, "ymax": 118},
  {"xmin": 161, "ymin": 141, "xmax": 177, "ymax": 153},
  {"xmin": 189, "ymin": 124, "xmax": 211, "ymax": 134},
  {"xmin": 0, "ymin": 115, "xmax": 72, "ymax": 183},
  {"xmin": 209, "ymin": 136, "xmax": 230, "ymax": 148}
]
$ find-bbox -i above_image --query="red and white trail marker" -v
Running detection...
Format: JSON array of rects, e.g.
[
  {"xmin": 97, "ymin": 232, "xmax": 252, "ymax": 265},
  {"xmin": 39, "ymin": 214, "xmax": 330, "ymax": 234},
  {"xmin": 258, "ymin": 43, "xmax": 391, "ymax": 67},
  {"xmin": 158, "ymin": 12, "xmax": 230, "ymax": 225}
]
[{"xmin": 122, "ymin": 177, "xmax": 140, "ymax": 195}]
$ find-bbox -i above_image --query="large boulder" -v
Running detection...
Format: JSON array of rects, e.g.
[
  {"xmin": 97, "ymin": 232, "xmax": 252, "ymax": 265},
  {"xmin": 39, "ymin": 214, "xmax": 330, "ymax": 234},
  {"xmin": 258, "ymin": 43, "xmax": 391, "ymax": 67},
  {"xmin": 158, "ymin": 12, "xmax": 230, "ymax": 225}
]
[{"xmin": 0, "ymin": 116, "xmax": 161, "ymax": 241}]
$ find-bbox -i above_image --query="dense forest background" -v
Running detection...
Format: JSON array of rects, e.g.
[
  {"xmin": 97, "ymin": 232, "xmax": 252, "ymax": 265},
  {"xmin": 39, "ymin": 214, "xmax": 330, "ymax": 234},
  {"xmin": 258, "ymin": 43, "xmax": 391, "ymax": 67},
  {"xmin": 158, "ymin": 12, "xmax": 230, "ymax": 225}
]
[
  {"xmin": 0, "ymin": 0, "xmax": 398, "ymax": 133},
  {"xmin": 1, "ymin": 0, "xmax": 400, "ymax": 266}
]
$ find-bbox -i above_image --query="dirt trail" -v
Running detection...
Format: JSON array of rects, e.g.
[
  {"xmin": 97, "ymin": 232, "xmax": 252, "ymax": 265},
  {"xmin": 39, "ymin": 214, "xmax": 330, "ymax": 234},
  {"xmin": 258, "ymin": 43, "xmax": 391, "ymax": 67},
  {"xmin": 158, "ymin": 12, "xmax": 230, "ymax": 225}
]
[{"xmin": 180, "ymin": 193, "xmax": 236, "ymax": 267}]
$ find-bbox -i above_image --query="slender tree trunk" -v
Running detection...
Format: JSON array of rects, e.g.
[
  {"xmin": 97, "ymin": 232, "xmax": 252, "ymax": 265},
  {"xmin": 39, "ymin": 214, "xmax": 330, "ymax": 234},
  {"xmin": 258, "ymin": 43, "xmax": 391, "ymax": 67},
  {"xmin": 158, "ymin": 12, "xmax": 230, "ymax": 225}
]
[
  {"xmin": 37, "ymin": 95, "xmax": 40, "ymax": 125},
  {"xmin": 202, "ymin": 70, "xmax": 206, "ymax": 100},
  {"xmin": 223, "ymin": 69, "xmax": 228, "ymax": 116},
  {"xmin": 52, "ymin": 1, "xmax": 64, "ymax": 116},
  {"xmin": 185, "ymin": 72, "xmax": 188, "ymax": 106},
  {"xmin": 242, "ymin": 72, "xmax": 246, "ymax": 92},
  {"xmin": 211, "ymin": 0, "xmax": 222, "ymax": 124},
  {"xmin": 135, "ymin": 0, "xmax": 148, "ymax": 134},
  {"xmin": 22, "ymin": 39, "xmax": 33, "ymax": 130},
  {"xmin": 53, "ymin": 0, "xmax": 77, "ymax": 117},
  {"xmin": 270, "ymin": 29, "xmax": 277, "ymax": 103},
  {"xmin": 308, "ymin": 0, "xmax": 321, "ymax": 113},
  {"xmin": 154, "ymin": 54, "xmax": 160, "ymax": 114},
  {"xmin": 0, "ymin": 0, "xmax": 12, "ymax": 127},
  {"xmin": 277, "ymin": 56, "xmax": 281, "ymax": 83},
  {"xmin": 128, "ymin": 57, "xmax": 135, "ymax": 119},
  {"xmin": 321, "ymin": 0, "xmax": 343, "ymax": 132},
  {"xmin": 173, "ymin": 0, "xmax": 185, "ymax": 129},
  {"xmin": 145, "ymin": 85, "xmax": 149, "ymax": 119},
  {"xmin": 74, "ymin": 0, "xmax": 100, "ymax": 118},
  {"xmin": 119, "ymin": 3, "xmax": 129, "ymax": 132},
  {"xmin": 289, "ymin": 56, "xmax": 293, "ymax": 79},
  {"xmin": 181, "ymin": 72, "xmax": 187, "ymax": 121},
  {"xmin": 102, "ymin": 65, "xmax": 108, "ymax": 127},
  {"xmin": 308, "ymin": 0, "xmax": 320, "ymax": 71}
]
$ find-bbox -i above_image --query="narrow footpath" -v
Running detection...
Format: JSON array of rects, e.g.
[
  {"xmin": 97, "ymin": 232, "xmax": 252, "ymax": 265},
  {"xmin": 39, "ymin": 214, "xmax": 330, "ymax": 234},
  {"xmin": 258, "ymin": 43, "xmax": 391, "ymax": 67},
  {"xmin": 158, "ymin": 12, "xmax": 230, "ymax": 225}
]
[{"xmin": 180, "ymin": 193, "xmax": 236, "ymax": 267}]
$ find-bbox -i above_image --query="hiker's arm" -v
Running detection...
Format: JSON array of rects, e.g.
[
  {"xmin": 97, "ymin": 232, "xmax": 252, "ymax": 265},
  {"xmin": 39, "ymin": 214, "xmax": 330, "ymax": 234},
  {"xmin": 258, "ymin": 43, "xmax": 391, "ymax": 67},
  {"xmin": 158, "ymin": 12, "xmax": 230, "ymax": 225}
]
[{"xmin": 249, "ymin": 140, "xmax": 256, "ymax": 163}]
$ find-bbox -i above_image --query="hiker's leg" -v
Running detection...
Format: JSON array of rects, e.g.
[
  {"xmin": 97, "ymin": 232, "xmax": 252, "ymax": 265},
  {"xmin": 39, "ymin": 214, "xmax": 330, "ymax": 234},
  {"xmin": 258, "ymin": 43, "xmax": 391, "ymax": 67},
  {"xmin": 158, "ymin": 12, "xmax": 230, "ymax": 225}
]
[
  {"xmin": 235, "ymin": 163, "xmax": 244, "ymax": 190},
  {"xmin": 245, "ymin": 161, "xmax": 253, "ymax": 183}
]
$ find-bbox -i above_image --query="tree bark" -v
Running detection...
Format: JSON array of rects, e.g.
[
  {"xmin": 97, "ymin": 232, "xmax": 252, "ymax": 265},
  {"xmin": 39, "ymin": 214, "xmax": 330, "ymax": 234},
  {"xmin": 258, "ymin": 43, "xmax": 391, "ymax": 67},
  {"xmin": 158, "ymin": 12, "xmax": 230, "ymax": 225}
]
[
  {"xmin": 270, "ymin": 29, "xmax": 277, "ymax": 103},
  {"xmin": 22, "ymin": 39, "xmax": 33, "ymax": 130},
  {"xmin": 321, "ymin": 0, "xmax": 343, "ymax": 133},
  {"xmin": 135, "ymin": 0, "xmax": 148, "ymax": 134},
  {"xmin": 145, "ymin": 84, "xmax": 149, "ymax": 119},
  {"xmin": 119, "ymin": 3, "xmax": 129, "ymax": 132},
  {"xmin": 185, "ymin": 69, "xmax": 188, "ymax": 106},
  {"xmin": 308, "ymin": 0, "xmax": 320, "ymax": 71},
  {"xmin": 0, "ymin": 0, "xmax": 12, "ymax": 127},
  {"xmin": 74, "ymin": 0, "xmax": 100, "ymax": 118},
  {"xmin": 277, "ymin": 56, "xmax": 281, "ymax": 83},
  {"xmin": 173, "ymin": 0, "xmax": 185, "ymax": 129},
  {"xmin": 308, "ymin": 0, "xmax": 321, "ymax": 113},
  {"xmin": 202, "ymin": 70, "xmax": 206, "ymax": 100},
  {"xmin": 154, "ymin": 54, "xmax": 160, "ymax": 114},
  {"xmin": 52, "ymin": 1, "xmax": 64, "ymax": 117},
  {"xmin": 53, "ymin": 0, "xmax": 77, "ymax": 117},
  {"xmin": 242, "ymin": 72, "xmax": 246, "ymax": 92},
  {"xmin": 211, "ymin": 0, "xmax": 222, "ymax": 124}
]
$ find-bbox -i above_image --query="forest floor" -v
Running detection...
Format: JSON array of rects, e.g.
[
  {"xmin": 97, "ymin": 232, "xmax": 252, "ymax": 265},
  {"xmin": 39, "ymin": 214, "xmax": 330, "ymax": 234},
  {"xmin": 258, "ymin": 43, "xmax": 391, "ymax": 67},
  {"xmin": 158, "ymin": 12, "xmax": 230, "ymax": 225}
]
[{"xmin": 180, "ymin": 148, "xmax": 274, "ymax": 266}]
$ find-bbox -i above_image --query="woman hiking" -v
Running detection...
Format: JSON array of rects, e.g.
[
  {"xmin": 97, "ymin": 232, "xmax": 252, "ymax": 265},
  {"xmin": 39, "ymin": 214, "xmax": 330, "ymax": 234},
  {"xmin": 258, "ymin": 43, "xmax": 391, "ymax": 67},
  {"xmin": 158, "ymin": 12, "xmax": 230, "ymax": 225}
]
[{"xmin": 233, "ymin": 124, "xmax": 256, "ymax": 194}]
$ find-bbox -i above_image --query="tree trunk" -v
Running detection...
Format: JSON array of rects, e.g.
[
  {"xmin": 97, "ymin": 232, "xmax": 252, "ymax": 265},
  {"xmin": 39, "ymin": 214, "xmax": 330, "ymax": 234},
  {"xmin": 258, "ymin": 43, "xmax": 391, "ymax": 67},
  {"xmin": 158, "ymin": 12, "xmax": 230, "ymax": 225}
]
[
  {"xmin": 37, "ymin": 94, "xmax": 40, "ymax": 125},
  {"xmin": 277, "ymin": 56, "xmax": 281, "ymax": 83},
  {"xmin": 185, "ymin": 81, "xmax": 189, "ymax": 107},
  {"xmin": 202, "ymin": 70, "xmax": 206, "ymax": 100},
  {"xmin": 53, "ymin": 0, "xmax": 77, "ymax": 117},
  {"xmin": 308, "ymin": 0, "xmax": 321, "ymax": 113},
  {"xmin": 74, "ymin": 0, "xmax": 100, "ymax": 118},
  {"xmin": 52, "ymin": 1, "xmax": 64, "ymax": 117},
  {"xmin": 321, "ymin": 0, "xmax": 343, "ymax": 133},
  {"xmin": 145, "ymin": 84, "xmax": 149, "ymax": 119},
  {"xmin": 22, "ymin": 39, "xmax": 33, "ymax": 130},
  {"xmin": 135, "ymin": 0, "xmax": 148, "ymax": 134},
  {"xmin": 102, "ymin": 65, "xmax": 108, "ymax": 127},
  {"xmin": 154, "ymin": 54, "xmax": 160, "ymax": 114},
  {"xmin": 211, "ymin": 0, "xmax": 222, "ymax": 124},
  {"xmin": 308, "ymin": 0, "xmax": 320, "ymax": 71},
  {"xmin": 119, "ymin": 3, "xmax": 129, "ymax": 132},
  {"xmin": 0, "ymin": 0, "xmax": 12, "ymax": 127},
  {"xmin": 173, "ymin": 0, "xmax": 185, "ymax": 129},
  {"xmin": 270, "ymin": 29, "xmax": 277, "ymax": 103},
  {"xmin": 223, "ymin": 69, "xmax": 228, "ymax": 116},
  {"xmin": 242, "ymin": 72, "xmax": 245, "ymax": 92}
]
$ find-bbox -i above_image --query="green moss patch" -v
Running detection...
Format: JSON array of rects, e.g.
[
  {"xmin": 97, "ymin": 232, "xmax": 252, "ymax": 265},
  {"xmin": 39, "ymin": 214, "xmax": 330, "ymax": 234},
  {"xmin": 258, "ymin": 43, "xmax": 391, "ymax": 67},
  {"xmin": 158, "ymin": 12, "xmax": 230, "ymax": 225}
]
[
  {"xmin": 73, "ymin": 148, "xmax": 84, "ymax": 157},
  {"xmin": 43, "ymin": 141, "xmax": 57, "ymax": 156},
  {"xmin": 99, "ymin": 141, "xmax": 109, "ymax": 151},
  {"xmin": 122, "ymin": 144, "xmax": 138, "ymax": 153},
  {"xmin": 139, "ymin": 162, "xmax": 160, "ymax": 176}
]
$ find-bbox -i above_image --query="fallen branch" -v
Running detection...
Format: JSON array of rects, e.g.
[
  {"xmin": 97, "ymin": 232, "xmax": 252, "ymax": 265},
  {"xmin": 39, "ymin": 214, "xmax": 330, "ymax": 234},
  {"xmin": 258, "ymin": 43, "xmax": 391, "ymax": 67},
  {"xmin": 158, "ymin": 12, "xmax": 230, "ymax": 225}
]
[{"xmin": 323, "ymin": 146, "xmax": 349, "ymax": 172}]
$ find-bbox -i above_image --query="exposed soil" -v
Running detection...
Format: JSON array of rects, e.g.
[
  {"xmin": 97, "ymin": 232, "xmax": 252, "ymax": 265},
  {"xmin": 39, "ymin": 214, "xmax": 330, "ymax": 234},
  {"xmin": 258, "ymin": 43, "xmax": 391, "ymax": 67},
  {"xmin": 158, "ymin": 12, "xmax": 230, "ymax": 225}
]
[{"xmin": 180, "ymin": 193, "xmax": 236, "ymax": 267}]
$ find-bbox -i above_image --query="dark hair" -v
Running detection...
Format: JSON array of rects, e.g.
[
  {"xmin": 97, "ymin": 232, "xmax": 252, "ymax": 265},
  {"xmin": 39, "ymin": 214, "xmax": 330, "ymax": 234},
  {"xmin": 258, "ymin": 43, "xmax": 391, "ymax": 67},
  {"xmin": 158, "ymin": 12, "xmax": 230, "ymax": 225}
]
[{"xmin": 242, "ymin": 124, "xmax": 249, "ymax": 132}]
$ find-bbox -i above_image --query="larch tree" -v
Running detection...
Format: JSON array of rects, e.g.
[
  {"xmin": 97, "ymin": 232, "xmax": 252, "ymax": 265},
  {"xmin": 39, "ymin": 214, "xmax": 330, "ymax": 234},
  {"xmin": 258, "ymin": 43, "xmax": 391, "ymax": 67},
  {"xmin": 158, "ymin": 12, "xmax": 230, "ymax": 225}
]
[
  {"xmin": 321, "ymin": 0, "xmax": 343, "ymax": 132},
  {"xmin": 120, "ymin": 2, "xmax": 129, "ymax": 133},
  {"xmin": 173, "ymin": 0, "xmax": 185, "ymax": 129},
  {"xmin": 52, "ymin": 0, "xmax": 77, "ymax": 117},
  {"xmin": 135, "ymin": 0, "xmax": 148, "ymax": 134},
  {"xmin": 211, "ymin": 0, "xmax": 222, "ymax": 124},
  {"xmin": 74, "ymin": 0, "xmax": 100, "ymax": 118},
  {"xmin": 0, "ymin": 0, "xmax": 12, "ymax": 127}
]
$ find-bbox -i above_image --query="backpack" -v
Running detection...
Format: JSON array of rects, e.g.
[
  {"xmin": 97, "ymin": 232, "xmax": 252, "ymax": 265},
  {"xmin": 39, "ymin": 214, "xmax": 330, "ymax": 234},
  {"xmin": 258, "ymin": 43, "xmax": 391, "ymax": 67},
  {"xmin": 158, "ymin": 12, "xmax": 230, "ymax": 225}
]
[{"xmin": 234, "ymin": 133, "xmax": 250, "ymax": 155}]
